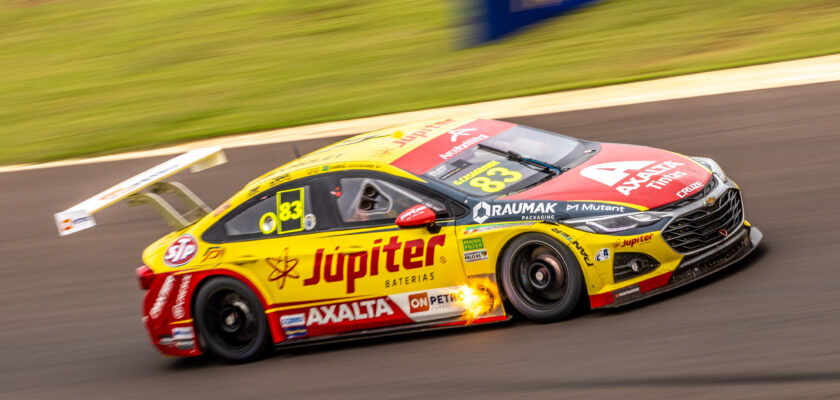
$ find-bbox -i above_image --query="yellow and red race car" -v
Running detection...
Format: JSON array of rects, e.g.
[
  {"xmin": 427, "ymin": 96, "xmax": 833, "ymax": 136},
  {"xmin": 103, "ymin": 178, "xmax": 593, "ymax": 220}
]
[{"xmin": 55, "ymin": 118, "xmax": 762, "ymax": 362}]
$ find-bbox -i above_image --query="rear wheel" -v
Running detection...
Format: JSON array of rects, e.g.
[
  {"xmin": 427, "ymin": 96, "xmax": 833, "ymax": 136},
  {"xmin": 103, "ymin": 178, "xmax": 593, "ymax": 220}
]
[
  {"xmin": 500, "ymin": 233, "xmax": 582, "ymax": 322},
  {"xmin": 194, "ymin": 277, "xmax": 271, "ymax": 363}
]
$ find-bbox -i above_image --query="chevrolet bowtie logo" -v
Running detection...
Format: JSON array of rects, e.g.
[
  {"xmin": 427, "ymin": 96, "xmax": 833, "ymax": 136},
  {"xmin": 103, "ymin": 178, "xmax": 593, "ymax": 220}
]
[{"xmin": 704, "ymin": 197, "xmax": 716, "ymax": 207}]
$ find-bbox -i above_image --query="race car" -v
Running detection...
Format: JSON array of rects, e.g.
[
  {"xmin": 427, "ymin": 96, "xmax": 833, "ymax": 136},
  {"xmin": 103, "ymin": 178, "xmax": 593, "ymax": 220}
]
[{"xmin": 55, "ymin": 118, "xmax": 762, "ymax": 363}]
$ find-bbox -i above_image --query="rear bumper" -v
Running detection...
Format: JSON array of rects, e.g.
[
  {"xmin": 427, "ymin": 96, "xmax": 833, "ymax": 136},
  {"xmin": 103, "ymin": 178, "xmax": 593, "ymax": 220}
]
[{"xmin": 590, "ymin": 224, "xmax": 763, "ymax": 308}]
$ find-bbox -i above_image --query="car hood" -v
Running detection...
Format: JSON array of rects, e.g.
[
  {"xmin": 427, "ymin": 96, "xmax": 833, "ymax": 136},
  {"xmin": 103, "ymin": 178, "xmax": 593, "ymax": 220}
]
[{"xmin": 506, "ymin": 143, "xmax": 712, "ymax": 210}]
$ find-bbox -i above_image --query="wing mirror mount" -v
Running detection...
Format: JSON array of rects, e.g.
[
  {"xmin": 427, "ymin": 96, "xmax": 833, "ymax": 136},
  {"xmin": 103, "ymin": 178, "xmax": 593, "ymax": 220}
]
[{"xmin": 396, "ymin": 204, "xmax": 440, "ymax": 234}]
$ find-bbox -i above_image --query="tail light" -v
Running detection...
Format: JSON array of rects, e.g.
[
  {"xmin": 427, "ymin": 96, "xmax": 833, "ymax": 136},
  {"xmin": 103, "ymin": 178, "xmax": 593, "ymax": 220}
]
[{"xmin": 136, "ymin": 265, "xmax": 155, "ymax": 290}]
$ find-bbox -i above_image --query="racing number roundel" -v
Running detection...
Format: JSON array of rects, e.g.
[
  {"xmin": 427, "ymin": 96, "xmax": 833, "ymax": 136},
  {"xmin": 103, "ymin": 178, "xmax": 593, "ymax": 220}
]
[{"xmin": 164, "ymin": 235, "xmax": 198, "ymax": 267}]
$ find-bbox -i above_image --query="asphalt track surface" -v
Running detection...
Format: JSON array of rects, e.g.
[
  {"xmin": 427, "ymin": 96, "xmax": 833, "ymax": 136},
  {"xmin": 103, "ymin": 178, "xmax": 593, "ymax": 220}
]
[{"xmin": 2, "ymin": 81, "xmax": 839, "ymax": 399}]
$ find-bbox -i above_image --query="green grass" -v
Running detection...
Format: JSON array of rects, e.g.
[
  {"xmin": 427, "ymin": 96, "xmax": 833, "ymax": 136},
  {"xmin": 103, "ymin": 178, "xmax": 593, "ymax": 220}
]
[{"xmin": 2, "ymin": 0, "xmax": 840, "ymax": 164}]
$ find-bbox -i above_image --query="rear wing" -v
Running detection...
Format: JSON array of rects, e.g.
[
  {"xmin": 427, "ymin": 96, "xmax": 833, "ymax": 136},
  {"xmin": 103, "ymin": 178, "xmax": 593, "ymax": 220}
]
[{"xmin": 54, "ymin": 147, "xmax": 227, "ymax": 236}]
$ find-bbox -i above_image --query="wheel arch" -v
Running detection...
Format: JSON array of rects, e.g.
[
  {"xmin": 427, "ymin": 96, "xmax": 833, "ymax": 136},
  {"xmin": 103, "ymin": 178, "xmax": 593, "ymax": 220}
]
[
  {"xmin": 189, "ymin": 270, "xmax": 284, "ymax": 345},
  {"xmin": 494, "ymin": 228, "xmax": 590, "ymax": 312}
]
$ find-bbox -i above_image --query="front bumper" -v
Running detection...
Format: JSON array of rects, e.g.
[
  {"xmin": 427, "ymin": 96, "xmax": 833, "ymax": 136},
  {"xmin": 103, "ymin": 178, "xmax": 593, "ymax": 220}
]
[{"xmin": 590, "ymin": 224, "xmax": 763, "ymax": 308}]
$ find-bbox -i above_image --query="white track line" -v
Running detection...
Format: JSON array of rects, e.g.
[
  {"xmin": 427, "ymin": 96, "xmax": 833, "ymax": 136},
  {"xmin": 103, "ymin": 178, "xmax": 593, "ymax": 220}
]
[{"xmin": 2, "ymin": 54, "xmax": 839, "ymax": 174}]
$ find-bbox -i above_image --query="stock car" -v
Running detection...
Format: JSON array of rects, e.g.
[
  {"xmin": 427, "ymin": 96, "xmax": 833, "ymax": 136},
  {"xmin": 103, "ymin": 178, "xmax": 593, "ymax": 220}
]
[{"xmin": 55, "ymin": 118, "xmax": 762, "ymax": 362}]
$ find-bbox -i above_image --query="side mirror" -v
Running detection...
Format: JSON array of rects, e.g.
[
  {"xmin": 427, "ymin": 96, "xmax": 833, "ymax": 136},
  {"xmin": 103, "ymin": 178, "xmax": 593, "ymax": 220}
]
[{"xmin": 396, "ymin": 204, "xmax": 438, "ymax": 233}]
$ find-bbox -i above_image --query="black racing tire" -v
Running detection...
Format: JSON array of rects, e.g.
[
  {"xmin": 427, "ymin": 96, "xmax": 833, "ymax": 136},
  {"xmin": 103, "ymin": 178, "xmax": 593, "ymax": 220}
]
[
  {"xmin": 499, "ymin": 233, "xmax": 583, "ymax": 322},
  {"xmin": 194, "ymin": 277, "xmax": 271, "ymax": 363}
]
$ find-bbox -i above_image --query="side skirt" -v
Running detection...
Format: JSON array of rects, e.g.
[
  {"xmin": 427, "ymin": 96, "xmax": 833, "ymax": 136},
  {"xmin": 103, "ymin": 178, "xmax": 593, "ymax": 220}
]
[{"xmin": 274, "ymin": 315, "xmax": 510, "ymax": 350}]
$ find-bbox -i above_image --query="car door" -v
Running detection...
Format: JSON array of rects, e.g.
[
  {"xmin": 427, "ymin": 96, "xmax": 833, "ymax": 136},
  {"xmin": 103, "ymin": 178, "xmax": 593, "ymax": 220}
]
[
  {"xmin": 203, "ymin": 178, "xmax": 339, "ymax": 315},
  {"xmin": 316, "ymin": 171, "xmax": 470, "ymax": 324}
]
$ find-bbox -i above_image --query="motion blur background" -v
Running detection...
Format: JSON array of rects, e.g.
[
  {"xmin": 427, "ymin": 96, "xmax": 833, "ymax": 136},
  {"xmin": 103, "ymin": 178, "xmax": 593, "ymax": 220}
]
[
  {"xmin": 2, "ymin": 1, "xmax": 840, "ymax": 399},
  {"xmin": 1, "ymin": 0, "xmax": 839, "ymax": 164}
]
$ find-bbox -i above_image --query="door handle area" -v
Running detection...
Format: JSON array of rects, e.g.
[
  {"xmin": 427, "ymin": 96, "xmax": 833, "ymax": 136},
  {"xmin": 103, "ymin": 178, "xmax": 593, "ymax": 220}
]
[{"xmin": 231, "ymin": 256, "xmax": 259, "ymax": 265}]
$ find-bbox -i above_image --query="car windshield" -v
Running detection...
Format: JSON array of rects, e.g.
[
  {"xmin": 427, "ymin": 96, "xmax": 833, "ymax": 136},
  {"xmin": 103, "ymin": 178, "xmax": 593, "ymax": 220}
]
[{"xmin": 424, "ymin": 126, "xmax": 582, "ymax": 197}]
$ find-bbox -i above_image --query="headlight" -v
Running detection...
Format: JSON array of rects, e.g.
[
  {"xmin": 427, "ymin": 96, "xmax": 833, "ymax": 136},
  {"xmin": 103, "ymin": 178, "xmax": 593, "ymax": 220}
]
[
  {"xmin": 561, "ymin": 212, "xmax": 664, "ymax": 234},
  {"xmin": 691, "ymin": 156, "xmax": 728, "ymax": 183}
]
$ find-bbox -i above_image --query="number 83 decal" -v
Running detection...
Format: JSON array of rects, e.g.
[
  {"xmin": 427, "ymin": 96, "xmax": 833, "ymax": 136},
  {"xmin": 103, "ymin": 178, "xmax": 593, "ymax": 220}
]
[
  {"xmin": 260, "ymin": 188, "xmax": 305, "ymax": 234},
  {"xmin": 469, "ymin": 167, "xmax": 522, "ymax": 193}
]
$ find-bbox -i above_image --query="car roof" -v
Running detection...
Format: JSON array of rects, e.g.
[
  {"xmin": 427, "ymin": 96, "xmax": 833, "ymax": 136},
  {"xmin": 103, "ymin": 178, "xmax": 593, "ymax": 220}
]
[
  {"xmin": 199, "ymin": 118, "xmax": 525, "ymax": 230},
  {"xmin": 226, "ymin": 118, "xmax": 523, "ymax": 208},
  {"xmin": 246, "ymin": 118, "xmax": 478, "ymax": 182}
]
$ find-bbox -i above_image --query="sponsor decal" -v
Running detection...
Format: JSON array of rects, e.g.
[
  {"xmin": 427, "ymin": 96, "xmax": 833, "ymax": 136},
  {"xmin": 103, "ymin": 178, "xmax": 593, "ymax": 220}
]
[
  {"xmin": 613, "ymin": 233, "xmax": 654, "ymax": 248},
  {"xmin": 304, "ymin": 213, "xmax": 317, "ymax": 230},
  {"xmin": 160, "ymin": 327, "xmax": 197, "ymax": 350},
  {"xmin": 59, "ymin": 215, "xmax": 94, "ymax": 233},
  {"xmin": 172, "ymin": 326, "xmax": 194, "ymax": 340},
  {"xmin": 171, "ymin": 274, "xmax": 191, "ymax": 319},
  {"xmin": 440, "ymin": 132, "xmax": 489, "ymax": 161},
  {"xmin": 462, "ymin": 238, "xmax": 485, "ymax": 251},
  {"xmin": 392, "ymin": 119, "xmax": 515, "ymax": 175},
  {"xmin": 149, "ymin": 275, "xmax": 175, "ymax": 319},
  {"xmin": 565, "ymin": 203, "xmax": 626, "ymax": 213},
  {"xmin": 595, "ymin": 248, "xmax": 610, "ymax": 262},
  {"xmin": 570, "ymin": 241, "xmax": 594, "ymax": 267},
  {"xmin": 463, "ymin": 249, "xmax": 489, "ymax": 263},
  {"xmin": 391, "ymin": 119, "xmax": 458, "ymax": 147},
  {"xmin": 306, "ymin": 298, "xmax": 394, "ymax": 326},
  {"xmin": 269, "ymin": 173, "xmax": 291, "ymax": 186},
  {"xmin": 448, "ymin": 128, "xmax": 476, "ymax": 142},
  {"xmin": 453, "ymin": 162, "xmax": 523, "ymax": 194},
  {"xmin": 676, "ymin": 181, "xmax": 704, "ymax": 198},
  {"xmin": 580, "ymin": 160, "xmax": 685, "ymax": 196},
  {"xmin": 267, "ymin": 247, "xmax": 300, "ymax": 290},
  {"xmin": 305, "ymin": 166, "xmax": 323, "ymax": 176},
  {"xmin": 246, "ymin": 185, "xmax": 261, "ymax": 198},
  {"xmin": 384, "ymin": 272, "xmax": 435, "ymax": 289},
  {"xmin": 407, "ymin": 291, "xmax": 466, "ymax": 314},
  {"xmin": 280, "ymin": 313, "xmax": 306, "ymax": 328},
  {"xmin": 200, "ymin": 246, "xmax": 225, "ymax": 262},
  {"xmin": 453, "ymin": 160, "xmax": 500, "ymax": 185},
  {"xmin": 462, "ymin": 222, "xmax": 535, "ymax": 235},
  {"xmin": 551, "ymin": 227, "xmax": 574, "ymax": 242},
  {"xmin": 98, "ymin": 161, "xmax": 182, "ymax": 201},
  {"xmin": 472, "ymin": 201, "xmax": 557, "ymax": 224},
  {"xmin": 408, "ymin": 293, "xmax": 430, "ymax": 313},
  {"xmin": 614, "ymin": 285, "xmax": 641, "ymax": 299},
  {"xmin": 284, "ymin": 327, "xmax": 308, "ymax": 339},
  {"xmin": 428, "ymin": 159, "xmax": 472, "ymax": 180},
  {"xmin": 397, "ymin": 204, "xmax": 431, "ymax": 225},
  {"xmin": 163, "ymin": 235, "xmax": 198, "ymax": 267},
  {"xmin": 304, "ymin": 235, "xmax": 446, "ymax": 294}
]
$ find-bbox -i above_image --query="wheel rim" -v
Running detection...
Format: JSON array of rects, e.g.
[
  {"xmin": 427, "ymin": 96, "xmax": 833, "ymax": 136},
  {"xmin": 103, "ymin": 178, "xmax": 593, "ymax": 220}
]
[
  {"xmin": 511, "ymin": 241, "xmax": 570, "ymax": 310},
  {"xmin": 205, "ymin": 290, "xmax": 258, "ymax": 353}
]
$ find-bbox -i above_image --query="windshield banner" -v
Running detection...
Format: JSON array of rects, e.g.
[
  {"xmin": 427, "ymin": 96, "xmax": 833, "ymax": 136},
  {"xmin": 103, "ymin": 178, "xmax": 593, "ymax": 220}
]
[{"xmin": 391, "ymin": 119, "xmax": 515, "ymax": 175}]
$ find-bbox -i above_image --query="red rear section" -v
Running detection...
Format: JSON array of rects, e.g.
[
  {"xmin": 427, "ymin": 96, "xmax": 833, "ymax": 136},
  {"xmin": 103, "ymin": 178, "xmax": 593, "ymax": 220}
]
[{"xmin": 507, "ymin": 143, "xmax": 712, "ymax": 209}]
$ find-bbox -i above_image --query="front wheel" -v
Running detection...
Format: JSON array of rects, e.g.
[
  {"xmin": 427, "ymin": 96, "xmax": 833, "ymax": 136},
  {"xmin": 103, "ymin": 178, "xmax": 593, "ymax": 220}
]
[
  {"xmin": 500, "ymin": 233, "xmax": 582, "ymax": 322},
  {"xmin": 194, "ymin": 277, "xmax": 271, "ymax": 363}
]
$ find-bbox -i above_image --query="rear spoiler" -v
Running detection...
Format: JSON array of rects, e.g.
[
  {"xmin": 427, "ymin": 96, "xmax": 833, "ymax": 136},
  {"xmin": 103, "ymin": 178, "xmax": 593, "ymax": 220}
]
[{"xmin": 54, "ymin": 147, "xmax": 227, "ymax": 236}]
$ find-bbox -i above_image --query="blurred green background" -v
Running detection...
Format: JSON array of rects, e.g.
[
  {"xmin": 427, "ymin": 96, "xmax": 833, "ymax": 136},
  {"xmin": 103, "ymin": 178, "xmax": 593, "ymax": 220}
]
[{"xmin": 2, "ymin": 0, "xmax": 839, "ymax": 164}]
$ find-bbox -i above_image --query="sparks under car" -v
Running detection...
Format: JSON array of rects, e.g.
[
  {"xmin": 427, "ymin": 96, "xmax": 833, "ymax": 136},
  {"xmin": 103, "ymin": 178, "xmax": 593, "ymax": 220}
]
[{"xmin": 55, "ymin": 118, "xmax": 762, "ymax": 362}]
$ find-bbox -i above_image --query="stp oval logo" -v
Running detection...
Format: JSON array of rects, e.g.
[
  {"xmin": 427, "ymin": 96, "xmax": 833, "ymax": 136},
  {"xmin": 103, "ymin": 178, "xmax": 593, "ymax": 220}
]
[{"xmin": 164, "ymin": 235, "xmax": 198, "ymax": 267}]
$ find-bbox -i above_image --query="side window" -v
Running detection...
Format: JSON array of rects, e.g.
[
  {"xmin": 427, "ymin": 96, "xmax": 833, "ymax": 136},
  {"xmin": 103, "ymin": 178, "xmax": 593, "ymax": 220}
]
[
  {"xmin": 335, "ymin": 177, "xmax": 446, "ymax": 224},
  {"xmin": 222, "ymin": 185, "xmax": 318, "ymax": 239}
]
